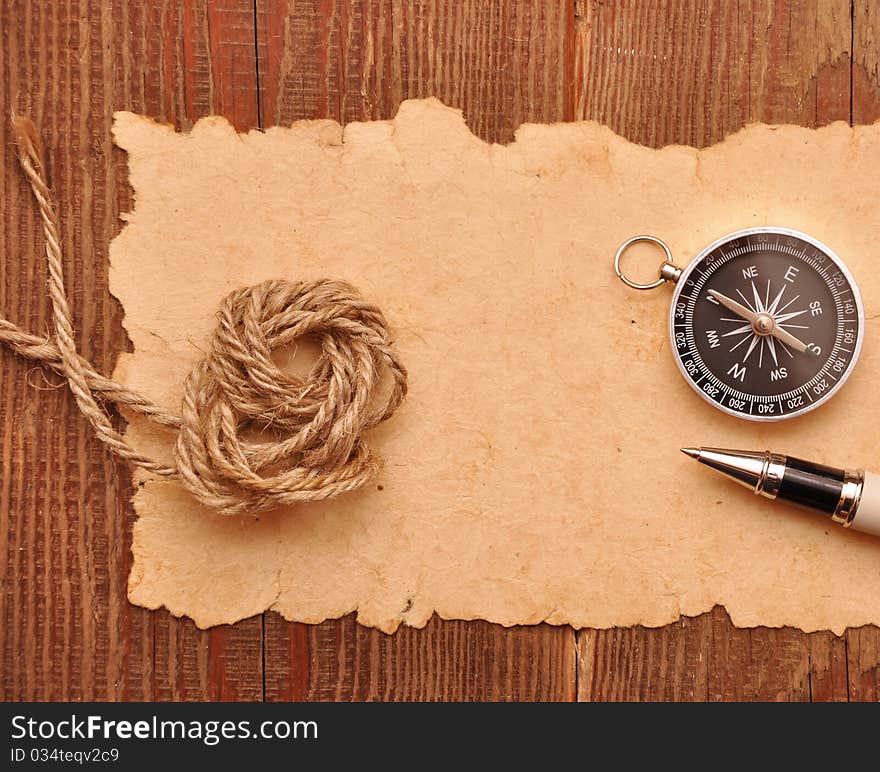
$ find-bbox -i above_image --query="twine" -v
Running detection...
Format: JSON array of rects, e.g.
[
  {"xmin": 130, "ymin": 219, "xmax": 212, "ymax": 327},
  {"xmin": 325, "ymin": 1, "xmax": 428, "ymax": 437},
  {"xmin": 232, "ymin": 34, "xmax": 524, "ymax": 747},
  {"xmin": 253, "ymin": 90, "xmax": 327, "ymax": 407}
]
[{"xmin": 2, "ymin": 115, "xmax": 407, "ymax": 516}]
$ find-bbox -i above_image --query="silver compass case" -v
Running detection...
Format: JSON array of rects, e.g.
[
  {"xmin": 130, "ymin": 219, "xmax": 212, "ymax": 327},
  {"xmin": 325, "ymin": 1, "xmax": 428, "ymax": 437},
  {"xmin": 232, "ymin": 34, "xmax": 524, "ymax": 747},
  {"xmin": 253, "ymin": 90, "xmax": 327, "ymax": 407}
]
[{"xmin": 667, "ymin": 227, "xmax": 865, "ymax": 421}]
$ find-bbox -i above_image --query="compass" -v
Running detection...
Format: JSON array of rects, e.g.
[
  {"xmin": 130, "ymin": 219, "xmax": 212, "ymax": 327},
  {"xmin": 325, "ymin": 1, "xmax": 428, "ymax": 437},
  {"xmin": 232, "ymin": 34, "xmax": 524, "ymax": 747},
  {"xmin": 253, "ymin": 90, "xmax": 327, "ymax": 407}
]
[{"xmin": 615, "ymin": 227, "xmax": 864, "ymax": 421}]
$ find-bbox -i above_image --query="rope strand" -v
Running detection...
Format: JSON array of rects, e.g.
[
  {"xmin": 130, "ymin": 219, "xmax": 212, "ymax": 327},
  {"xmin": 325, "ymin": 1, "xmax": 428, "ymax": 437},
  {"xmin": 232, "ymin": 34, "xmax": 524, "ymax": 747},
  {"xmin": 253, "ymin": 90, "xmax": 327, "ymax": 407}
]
[{"xmin": 3, "ymin": 115, "xmax": 407, "ymax": 516}]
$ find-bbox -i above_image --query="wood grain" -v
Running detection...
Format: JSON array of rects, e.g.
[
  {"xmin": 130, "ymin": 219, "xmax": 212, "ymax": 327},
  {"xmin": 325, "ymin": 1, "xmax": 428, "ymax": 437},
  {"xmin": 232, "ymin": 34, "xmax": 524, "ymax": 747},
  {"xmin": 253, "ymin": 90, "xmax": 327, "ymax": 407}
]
[
  {"xmin": 3, "ymin": 0, "xmax": 880, "ymax": 703},
  {"xmin": 264, "ymin": 613, "xmax": 575, "ymax": 701},
  {"xmin": 578, "ymin": 607, "xmax": 850, "ymax": 702},
  {"xmin": 853, "ymin": 0, "xmax": 880, "ymax": 124},
  {"xmin": 574, "ymin": 0, "xmax": 852, "ymax": 147},
  {"xmin": 255, "ymin": 0, "xmax": 574, "ymax": 142},
  {"xmin": 1, "ymin": 0, "xmax": 144, "ymax": 701}
]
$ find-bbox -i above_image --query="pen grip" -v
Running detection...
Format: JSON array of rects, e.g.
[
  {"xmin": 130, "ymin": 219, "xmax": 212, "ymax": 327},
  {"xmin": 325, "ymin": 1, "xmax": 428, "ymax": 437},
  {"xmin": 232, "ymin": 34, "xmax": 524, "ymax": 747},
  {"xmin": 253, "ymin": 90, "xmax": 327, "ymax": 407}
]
[
  {"xmin": 777, "ymin": 456, "xmax": 845, "ymax": 515},
  {"xmin": 853, "ymin": 471, "xmax": 880, "ymax": 537}
]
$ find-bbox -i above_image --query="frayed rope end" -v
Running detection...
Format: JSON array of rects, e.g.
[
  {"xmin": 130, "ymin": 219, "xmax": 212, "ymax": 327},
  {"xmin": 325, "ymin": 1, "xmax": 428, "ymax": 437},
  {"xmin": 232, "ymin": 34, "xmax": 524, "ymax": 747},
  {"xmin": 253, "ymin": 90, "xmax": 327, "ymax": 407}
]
[{"xmin": 10, "ymin": 112, "xmax": 46, "ymax": 176}]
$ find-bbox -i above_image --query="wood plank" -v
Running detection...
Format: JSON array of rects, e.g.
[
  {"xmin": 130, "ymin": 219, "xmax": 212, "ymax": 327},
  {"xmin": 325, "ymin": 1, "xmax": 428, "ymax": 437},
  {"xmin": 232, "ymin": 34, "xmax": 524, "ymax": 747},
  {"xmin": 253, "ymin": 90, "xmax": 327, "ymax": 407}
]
[
  {"xmin": 0, "ymin": 0, "xmax": 264, "ymax": 701},
  {"xmin": 258, "ymin": 0, "xmax": 576, "ymax": 701},
  {"xmin": 575, "ymin": 0, "xmax": 857, "ymax": 701},
  {"xmin": 808, "ymin": 629, "xmax": 849, "ymax": 702},
  {"xmin": 125, "ymin": 0, "xmax": 265, "ymax": 702},
  {"xmin": 846, "ymin": 626, "xmax": 880, "ymax": 701},
  {"xmin": 853, "ymin": 0, "xmax": 880, "ymax": 123},
  {"xmin": 579, "ymin": 608, "xmax": 853, "ymax": 702},
  {"xmin": 0, "ymin": 0, "xmax": 146, "ymax": 702},
  {"xmin": 579, "ymin": 611, "xmax": 712, "ymax": 701},
  {"xmin": 256, "ymin": 0, "xmax": 574, "ymax": 143},
  {"xmin": 846, "ymin": 1, "xmax": 880, "ymax": 701},
  {"xmin": 574, "ymin": 0, "xmax": 851, "ymax": 148},
  {"xmin": 152, "ymin": 615, "xmax": 264, "ymax": 701},
  {"xmin": 265, "ymin": 612, "xmax": 575, "ymax": 701}
]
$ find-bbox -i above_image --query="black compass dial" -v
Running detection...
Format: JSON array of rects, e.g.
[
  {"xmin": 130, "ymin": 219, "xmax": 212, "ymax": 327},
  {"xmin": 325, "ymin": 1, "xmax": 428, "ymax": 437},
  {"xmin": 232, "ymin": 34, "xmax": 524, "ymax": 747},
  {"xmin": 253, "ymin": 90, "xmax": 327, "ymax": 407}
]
[{"xmin": 671, "ymin": 229, "xmax": 862, "ymax": 420}]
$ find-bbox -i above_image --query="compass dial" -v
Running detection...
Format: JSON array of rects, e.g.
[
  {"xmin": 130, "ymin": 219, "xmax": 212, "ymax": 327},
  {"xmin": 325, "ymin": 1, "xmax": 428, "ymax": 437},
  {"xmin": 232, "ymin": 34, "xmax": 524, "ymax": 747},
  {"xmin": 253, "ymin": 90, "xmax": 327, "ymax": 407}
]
[{"xmin": 669, "ymin": 228, "xmax": 864, "ymax": 421}]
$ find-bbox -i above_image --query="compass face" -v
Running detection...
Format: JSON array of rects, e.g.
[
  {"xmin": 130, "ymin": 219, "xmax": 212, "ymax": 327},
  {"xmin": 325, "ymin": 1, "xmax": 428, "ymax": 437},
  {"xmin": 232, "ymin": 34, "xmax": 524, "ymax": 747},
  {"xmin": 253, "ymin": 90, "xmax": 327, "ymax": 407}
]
[{"xmin": 669, "ymin": 228, "xmax": 864, "ymax": 421}]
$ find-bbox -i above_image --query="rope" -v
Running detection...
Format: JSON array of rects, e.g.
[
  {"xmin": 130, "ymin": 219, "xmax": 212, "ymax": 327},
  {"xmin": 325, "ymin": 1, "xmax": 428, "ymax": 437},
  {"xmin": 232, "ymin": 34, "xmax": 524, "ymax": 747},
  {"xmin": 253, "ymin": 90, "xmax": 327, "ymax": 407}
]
[{"xmin": 2, "ymin": 115, "xmax": 407, "ymax": 516}]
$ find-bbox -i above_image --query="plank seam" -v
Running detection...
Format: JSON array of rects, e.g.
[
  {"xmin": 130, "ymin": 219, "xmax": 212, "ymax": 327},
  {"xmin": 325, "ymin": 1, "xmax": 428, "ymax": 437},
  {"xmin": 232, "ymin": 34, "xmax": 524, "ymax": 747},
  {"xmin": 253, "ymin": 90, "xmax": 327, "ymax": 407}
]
[{"xmin": 253, "ymin": 0, "xmax": 263, "ymax": 129}]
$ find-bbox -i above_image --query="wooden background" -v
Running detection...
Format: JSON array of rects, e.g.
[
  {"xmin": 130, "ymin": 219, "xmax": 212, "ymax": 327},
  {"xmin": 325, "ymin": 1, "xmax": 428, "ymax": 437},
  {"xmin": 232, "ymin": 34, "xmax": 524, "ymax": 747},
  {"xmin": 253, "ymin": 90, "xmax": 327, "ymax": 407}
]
[{"xmin": 2, "ymin": 0, "xmax": 879, "ymax": 702}]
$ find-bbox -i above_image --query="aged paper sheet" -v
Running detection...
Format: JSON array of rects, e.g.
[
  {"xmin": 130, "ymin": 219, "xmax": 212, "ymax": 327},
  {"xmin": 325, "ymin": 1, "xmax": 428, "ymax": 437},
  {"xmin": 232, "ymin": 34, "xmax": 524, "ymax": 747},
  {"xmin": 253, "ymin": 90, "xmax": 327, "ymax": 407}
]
[{"xmin": 112, "ymin": 99, "xmax": 880, "ymax": 634}]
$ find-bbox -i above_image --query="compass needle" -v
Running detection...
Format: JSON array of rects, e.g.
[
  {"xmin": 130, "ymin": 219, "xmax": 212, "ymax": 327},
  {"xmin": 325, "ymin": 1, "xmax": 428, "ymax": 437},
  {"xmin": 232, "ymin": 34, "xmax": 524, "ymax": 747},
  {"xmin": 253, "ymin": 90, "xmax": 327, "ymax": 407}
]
[{"xmin": 708, "ymin": 290, "xmax": 759, "ymax": 323}]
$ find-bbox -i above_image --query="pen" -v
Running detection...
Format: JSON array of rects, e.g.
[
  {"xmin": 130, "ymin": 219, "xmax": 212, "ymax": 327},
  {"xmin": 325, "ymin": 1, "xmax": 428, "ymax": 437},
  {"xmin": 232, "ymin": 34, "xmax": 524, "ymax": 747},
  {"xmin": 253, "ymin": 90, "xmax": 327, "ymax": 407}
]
[{"xmin": 681, "ymin": 447, "xmax": 880, "ymax": 538}]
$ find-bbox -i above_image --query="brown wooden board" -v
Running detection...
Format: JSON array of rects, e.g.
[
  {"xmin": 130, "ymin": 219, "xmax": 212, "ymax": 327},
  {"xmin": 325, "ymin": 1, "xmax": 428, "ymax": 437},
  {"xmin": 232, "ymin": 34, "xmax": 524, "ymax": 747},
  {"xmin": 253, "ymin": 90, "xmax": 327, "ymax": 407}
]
[
  {"xmin": 573, "ymin": 0, "xmax": 875, "ymax": 702},
  {"xmin": 1, "ymin": 0, "xmax": 878, "ymax": 702}
]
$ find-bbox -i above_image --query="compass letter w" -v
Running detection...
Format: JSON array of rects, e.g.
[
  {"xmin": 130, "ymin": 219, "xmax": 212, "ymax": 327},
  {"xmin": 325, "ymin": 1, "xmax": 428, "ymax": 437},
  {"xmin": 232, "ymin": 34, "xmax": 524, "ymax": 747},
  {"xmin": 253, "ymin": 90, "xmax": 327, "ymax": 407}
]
[{"xmin": 726, "ymin": 363, "xmax": 747, "ymax": 382}]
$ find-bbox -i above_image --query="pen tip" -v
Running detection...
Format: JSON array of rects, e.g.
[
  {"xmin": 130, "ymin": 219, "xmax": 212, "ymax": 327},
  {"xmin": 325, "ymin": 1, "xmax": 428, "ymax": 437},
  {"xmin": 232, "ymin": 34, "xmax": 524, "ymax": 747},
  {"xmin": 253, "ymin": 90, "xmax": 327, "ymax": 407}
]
[{"xmin": 680, "ymin": 447, "xmax": 701, "ymax": 459}]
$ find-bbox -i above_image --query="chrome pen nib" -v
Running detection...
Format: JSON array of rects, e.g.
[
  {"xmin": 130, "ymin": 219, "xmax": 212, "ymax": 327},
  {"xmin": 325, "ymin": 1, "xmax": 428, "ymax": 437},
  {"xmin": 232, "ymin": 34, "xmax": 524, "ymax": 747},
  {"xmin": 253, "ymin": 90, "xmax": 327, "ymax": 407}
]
[{"xmin": 680, "ymin": 446, "xmax": 786, "ymax": 499}]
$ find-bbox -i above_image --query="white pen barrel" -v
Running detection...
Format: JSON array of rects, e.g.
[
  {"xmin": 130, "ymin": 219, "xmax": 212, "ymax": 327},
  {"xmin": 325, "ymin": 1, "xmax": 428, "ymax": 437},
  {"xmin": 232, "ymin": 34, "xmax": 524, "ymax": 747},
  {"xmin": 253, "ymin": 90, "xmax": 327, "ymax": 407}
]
[{"xmin": 853, "ymin": 472, "xmax": 880, "ymax": 537}]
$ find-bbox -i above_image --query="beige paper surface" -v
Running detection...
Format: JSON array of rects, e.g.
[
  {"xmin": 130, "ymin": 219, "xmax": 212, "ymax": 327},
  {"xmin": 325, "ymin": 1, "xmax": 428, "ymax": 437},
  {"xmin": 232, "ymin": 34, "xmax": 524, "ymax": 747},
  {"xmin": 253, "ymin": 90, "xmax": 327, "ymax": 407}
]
[{"xmin": 112, "ymin": 99, "xmax": 880, "ymax": 634}]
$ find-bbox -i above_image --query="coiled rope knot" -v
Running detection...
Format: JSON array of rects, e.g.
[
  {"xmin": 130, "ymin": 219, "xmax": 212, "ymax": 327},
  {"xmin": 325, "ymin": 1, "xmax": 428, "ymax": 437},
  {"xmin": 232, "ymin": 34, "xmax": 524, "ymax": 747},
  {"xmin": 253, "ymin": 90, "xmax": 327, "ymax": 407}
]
[
  {"xmin": 175, "ymin": 279, "xmax": 407, "ymax": 515},
  {"xmin": 5, "ymin": 114, "xmax": 407, "ymax": 516}
]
